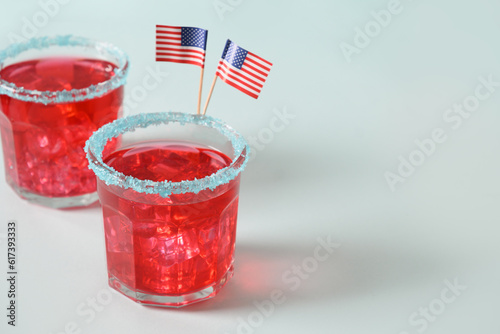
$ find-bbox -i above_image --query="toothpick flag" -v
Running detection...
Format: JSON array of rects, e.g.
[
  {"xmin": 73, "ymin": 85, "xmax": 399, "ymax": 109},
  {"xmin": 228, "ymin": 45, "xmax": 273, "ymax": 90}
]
[
  {"xmin": 156, "ymin": 25, "xmax": 208, "ymax": 68},
  {"xmin": 156, "ymin": 24, "xmax": 208, "ymax": 114},
  {"xmin": 216, "ymin": 39, "xmax": 273, "ymax": 99}
]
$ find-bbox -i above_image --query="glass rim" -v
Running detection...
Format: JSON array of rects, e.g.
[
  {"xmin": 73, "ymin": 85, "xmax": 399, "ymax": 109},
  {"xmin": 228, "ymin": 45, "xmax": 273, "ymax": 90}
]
[
  {"xmin": 0, "ymin": 35, "xmax": 129, "ymax": 105},
  {"xmin": 84, "ymin": 111, "xmax": 250, "ymax": 198}
]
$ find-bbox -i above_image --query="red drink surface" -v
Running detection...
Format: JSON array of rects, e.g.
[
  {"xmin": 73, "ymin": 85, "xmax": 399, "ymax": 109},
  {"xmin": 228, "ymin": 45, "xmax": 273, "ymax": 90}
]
[
  {"xmin": 99, "ymin": 141, "xmax": 240, "ymax": 296},
  {"xmin": 0, "ymin": 57, "xmax": 123, "ymax": 197}
]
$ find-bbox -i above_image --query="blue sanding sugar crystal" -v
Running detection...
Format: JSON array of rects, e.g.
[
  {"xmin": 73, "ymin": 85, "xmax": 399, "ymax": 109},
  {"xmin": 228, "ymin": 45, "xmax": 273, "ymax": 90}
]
[{"xmin": 84, "ymin": 111, "xmax": 250, "ymax": 198}]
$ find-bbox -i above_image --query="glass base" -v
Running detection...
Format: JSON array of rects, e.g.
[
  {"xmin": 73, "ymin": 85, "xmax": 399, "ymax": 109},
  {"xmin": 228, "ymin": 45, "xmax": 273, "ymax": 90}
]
[
  {"xmin": 9, "ymin": 180, "xmax": 99, "ymax": 209},
  {"xmin": 108, "ymin": 265, "xmax": 234, "ymax": 308}
]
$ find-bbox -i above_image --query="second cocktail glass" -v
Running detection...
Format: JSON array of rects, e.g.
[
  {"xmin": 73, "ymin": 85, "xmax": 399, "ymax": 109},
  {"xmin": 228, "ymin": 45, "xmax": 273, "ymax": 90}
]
[{"xmin": 0, "ymin": 35, "xmax": 129, "ymax": 208}]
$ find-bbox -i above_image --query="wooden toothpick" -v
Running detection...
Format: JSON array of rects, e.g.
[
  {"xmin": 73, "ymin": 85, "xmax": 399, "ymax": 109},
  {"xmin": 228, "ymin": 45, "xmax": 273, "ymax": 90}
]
[
  {"xmin": 197, "ymin": 67, "xmax": 204, "ymax": 115},
  {"xmin": 202, "ymin": 74, "xmax": 218, "ymax": 116}
]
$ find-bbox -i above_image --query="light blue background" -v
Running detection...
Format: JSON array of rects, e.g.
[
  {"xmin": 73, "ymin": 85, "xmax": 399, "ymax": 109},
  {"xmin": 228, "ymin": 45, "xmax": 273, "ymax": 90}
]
[{"xmin": 1, "ymin": 0, "xmax": 499, "ymax": 333}]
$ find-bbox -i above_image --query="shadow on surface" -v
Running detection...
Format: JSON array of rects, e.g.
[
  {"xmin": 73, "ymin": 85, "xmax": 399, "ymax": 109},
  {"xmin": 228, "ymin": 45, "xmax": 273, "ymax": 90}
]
[{"xmin": 174, "ymin": 234, "xmax": 449, "ymax": 313}]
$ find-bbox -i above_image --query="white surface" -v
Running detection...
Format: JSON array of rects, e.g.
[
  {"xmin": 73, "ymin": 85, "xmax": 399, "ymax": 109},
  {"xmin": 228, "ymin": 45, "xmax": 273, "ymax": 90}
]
[{"xmin": 1, "ymin": 0, "xmax": 499, "ymax": 333}]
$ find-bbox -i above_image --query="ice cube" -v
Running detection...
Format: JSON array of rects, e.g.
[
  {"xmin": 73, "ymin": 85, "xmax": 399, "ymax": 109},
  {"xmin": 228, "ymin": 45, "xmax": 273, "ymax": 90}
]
[{"xmin": 102, "ymin": 205, "xmax": 133, "ymax": 254}]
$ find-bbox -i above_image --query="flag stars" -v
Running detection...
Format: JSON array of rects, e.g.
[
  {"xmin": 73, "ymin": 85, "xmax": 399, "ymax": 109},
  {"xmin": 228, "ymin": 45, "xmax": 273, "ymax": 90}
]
[
  {"xmin": 223, "ymin": 41, "xmax": 247, "ymax": 69},
  {"xmin": 181, "ymin": 27, "xmax": 207, "ymax": 49}
]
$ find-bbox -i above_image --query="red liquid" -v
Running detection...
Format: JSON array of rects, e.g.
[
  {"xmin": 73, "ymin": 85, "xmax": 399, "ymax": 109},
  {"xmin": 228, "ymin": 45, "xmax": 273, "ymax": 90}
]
[
  {"xmin": 99, "ymin": 141, "xmax": 240, "ymax": 296},
  {"xmin": 0, "ymin": 57, "xmax": 123, "ymax": 198}
]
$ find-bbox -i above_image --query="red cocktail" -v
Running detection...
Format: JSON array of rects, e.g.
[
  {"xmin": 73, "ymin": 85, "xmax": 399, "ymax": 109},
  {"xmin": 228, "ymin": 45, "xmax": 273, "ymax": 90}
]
[
  {"xmin": 85, "ymin": 112, "xmax": 249, "ymax": 307},
  {"xmin": 0, "ymin": 36, "xmax": 128, "ymax": 208}
]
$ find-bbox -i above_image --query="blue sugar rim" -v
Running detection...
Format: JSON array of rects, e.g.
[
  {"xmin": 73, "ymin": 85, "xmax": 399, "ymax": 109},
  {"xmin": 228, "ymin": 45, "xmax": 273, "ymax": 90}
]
[
  {"xmin": 84, "ymin": 112, "xmax": 250, "ymax": 198},
  {"xmin": 0, "ymin": 35, "xmax": 129, "ymax": 105}
]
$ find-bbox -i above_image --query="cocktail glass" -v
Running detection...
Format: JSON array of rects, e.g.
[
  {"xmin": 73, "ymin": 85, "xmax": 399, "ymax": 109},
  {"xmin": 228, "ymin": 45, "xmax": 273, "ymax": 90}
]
[
  {"xmin": 0, "ymin": 35, "xmax": 129, "ymax": 208},
  {"xmin": 85, "ymin": 111, "xmax": 249, "ymax": 307}
]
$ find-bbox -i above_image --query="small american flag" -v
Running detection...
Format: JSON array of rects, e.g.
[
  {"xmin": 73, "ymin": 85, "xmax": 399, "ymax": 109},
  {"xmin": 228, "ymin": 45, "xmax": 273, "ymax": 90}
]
[
  {"xmin": 156, "ymin": 25, "xmax": 208, "ymax": 68},
  {"xmin": 216, "ymin": 40, "xmax": 272, "ymax": 99}
]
